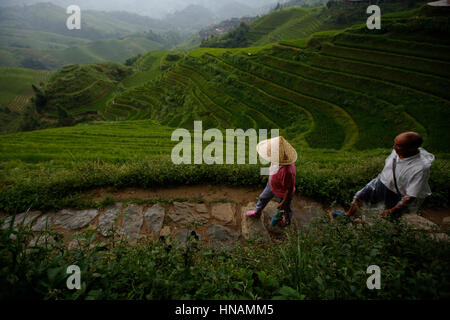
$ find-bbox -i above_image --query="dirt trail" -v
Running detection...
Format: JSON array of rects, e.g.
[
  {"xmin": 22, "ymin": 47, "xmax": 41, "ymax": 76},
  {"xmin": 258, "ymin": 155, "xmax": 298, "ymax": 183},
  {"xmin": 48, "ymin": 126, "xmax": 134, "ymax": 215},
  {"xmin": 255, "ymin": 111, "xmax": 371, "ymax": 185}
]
[
  {"xmin": 2, "ymin": 186, "xmax": 449, "ymax": 249},
  {"xmin": 87, "ymin": 185, "xmax": 450, "ymax": 225}
]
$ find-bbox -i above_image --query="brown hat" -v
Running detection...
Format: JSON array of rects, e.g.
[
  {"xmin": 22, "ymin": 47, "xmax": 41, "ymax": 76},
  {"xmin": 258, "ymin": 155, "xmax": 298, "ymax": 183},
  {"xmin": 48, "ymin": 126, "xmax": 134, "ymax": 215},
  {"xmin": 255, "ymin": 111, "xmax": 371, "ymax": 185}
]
[{"xmin": 257, "ymin": 136, "xmax": 298, "ymax": 165}]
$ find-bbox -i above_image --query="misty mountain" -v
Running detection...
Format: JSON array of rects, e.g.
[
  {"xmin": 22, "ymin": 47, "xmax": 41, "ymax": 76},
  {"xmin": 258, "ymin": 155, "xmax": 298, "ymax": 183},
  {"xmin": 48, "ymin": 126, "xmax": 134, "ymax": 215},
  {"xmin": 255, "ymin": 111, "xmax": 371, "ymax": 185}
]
[
  {"xmin": 0, "ymin": 2, "xmax": 172, "ymax": 40},
  {"xmin": 0, "ymin": 0, "xmax": 280, "ymax": 19},
  {"xmin": 215, "ymin": 1, "xmax": 254, "ymax": 20}
]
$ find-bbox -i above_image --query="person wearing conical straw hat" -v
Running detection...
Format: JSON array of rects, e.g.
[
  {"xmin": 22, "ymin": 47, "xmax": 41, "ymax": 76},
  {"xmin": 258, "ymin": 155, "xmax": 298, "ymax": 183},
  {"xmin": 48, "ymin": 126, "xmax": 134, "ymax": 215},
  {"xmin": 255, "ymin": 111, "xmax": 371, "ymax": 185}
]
[{"xmin": 246, "ymin": 136, "xmax": 297, "ymax": 226}]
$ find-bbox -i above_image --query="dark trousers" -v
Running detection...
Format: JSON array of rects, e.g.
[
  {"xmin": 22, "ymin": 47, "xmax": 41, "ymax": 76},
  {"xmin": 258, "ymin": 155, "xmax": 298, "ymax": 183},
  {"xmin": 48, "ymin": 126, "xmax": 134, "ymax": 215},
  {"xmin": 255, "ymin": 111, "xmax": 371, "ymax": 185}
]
[{"xmin": 356, "ymin": 178, "xmax": 404, "ymax": 218}]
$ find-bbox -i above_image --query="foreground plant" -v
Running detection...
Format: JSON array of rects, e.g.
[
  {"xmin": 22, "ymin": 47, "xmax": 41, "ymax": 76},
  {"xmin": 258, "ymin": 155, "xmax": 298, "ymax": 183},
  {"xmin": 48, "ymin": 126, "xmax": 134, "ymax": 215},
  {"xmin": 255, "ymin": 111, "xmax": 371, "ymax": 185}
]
[{"xmin": 0, "ymin": 215, "xmax": 448, "ymax": 300}]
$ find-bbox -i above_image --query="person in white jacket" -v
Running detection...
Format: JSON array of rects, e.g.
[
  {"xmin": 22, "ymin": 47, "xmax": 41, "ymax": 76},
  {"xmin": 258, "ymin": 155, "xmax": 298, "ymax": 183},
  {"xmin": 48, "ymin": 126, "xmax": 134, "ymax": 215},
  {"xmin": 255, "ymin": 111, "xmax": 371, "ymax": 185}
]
[{"xmin": 342, "ymin": 131, "xmax": 435, "ymax": 219}]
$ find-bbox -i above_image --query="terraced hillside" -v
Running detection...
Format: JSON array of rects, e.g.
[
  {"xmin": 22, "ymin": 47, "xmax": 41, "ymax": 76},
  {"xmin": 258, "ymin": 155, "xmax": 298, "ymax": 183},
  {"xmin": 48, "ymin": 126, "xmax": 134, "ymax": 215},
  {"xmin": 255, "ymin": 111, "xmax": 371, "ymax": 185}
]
[
  {"xmin": 41, "ymin": 63, "xmax": 132, "ymax": 117},
  {"xmin": 2, "ymin": 12, "xmax": 450, "ymax": 210},
  {"xmin": 201, "ymin": 1, "xmax": 431, "ymax": 48},
  {"xmin": 99, "ymin": 51, "xmax": 184, "ymax": 121},
  {"xmin": 121, "ymin": 50, "xmax": 182, "ymax": 88},
  {"xmin": 108, "ymin": 16, "xmax": 449, "ymax": 153},
  {"xmin": 29, "ymin": 6, "xmax": 450, "ymax": 154},
  {"xmin": 247, "ymin": 6, "xmax": 327, "ymax": 46},
  {"xmin": 37, "ymin": 51, "xmax": 181, "ymax": 121}
]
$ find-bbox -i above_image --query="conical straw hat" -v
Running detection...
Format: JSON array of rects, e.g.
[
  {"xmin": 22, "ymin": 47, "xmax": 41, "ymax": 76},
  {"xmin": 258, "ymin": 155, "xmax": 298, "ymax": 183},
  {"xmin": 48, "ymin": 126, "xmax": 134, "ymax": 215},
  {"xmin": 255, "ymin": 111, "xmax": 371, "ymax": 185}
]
[{"xmin": 257, "ymin": 136, "xmax": 297, "ymax": 165}]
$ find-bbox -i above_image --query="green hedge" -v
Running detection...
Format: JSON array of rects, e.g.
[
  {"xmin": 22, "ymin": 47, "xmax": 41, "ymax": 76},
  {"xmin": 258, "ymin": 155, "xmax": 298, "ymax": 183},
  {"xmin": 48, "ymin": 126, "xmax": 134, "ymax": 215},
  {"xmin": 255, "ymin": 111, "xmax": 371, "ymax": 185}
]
[{"xmin": 1, "ymin": 156, "xmax": 448, "ymax": 215}]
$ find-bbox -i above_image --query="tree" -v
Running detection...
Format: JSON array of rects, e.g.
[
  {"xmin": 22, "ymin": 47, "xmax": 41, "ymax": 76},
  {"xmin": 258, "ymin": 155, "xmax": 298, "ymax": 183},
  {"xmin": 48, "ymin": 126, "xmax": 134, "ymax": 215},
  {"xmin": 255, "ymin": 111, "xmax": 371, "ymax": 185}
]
[
  {"xmin": 19, "ymin": 105, "xmax": 41, "ymax": 132},
  {"xmin": 125, "ymin": 54, "xmax": 141, "ymax": 66},
  {"xmin": 32, "ymin": 84, "xmax": 46, "ymax": 113},
  {"xmin": 56, "ymin": 105, "xmax": 74, "ymax": 127}
]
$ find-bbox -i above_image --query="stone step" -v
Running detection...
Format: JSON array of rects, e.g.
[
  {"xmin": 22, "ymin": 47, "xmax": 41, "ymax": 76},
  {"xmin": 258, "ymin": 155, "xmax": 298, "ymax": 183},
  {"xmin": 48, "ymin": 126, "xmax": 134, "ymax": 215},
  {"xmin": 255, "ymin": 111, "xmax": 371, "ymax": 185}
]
[
  {"xmin": 2, "ymin": 199, "xmax": 446, "ymax": 249},
  {"xmin": 241, "ymin": 202, "xmax": 271, "ymax": 243}
]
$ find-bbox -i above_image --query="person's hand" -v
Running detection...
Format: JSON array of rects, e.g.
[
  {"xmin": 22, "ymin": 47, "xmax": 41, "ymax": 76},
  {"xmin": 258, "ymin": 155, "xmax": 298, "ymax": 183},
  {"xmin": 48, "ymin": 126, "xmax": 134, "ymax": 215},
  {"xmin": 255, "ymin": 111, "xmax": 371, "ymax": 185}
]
[
  {"xmin": 277, "ymin": 202, "xmax": 288, "ymax": 211},
  {"xmin": 380, "ymin": 210, "xmax": 391, "ymax": 218}
]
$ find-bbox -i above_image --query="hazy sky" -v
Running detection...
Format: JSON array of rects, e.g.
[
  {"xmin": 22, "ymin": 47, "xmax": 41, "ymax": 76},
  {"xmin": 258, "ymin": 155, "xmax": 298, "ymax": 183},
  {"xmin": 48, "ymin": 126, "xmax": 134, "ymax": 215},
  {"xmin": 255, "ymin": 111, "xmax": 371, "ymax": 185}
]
[{"xmin": 1, "ymin": 0, "xmax": 283, "ymax": 18}]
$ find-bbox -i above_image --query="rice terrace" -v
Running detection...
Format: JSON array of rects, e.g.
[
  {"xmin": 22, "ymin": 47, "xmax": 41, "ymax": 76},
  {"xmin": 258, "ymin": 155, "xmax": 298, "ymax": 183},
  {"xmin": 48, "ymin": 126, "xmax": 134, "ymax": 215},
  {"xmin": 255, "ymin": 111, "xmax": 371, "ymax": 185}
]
[{"xmin": 0, "ymin": 0, "xmax": 449, "ymax": 304}]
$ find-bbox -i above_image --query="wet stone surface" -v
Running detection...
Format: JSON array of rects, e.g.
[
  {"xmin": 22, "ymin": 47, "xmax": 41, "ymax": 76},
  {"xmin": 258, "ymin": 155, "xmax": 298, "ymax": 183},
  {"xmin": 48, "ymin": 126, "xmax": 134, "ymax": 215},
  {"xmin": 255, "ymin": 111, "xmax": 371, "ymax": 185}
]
[
  {"xmin": 168, "ymin": 202, "xmax": 209, "ymax": 225},
  {"xmin": 211, "ymin": 203, "xmax": 235, "ymax": 225},
  {"xmin": 119, "ymin": 204, "xmax": 143, "ymax": 243},
  {"xmin": 207, "ymin": 224, "xmax": 240, "ymax": 249},
  {"xmin": 144, "ymin": 204, "xmax": 165, "ymax": 236},
  {"xmin": 2, "ymin": 211, "xmax": 41, "ymax": 231},
  {"xmin": 98, "ymin": 203, "xmax": 122, "ymax": 237},
  {"xmin": 53, "ymin": 209, "xmax": 99, "ymax": 231},
  {"xmin": 241, "ymin": 202, "xmax": 271, "ymax": 243},
  {"xmin": 3, "ymin": 195, "xmax": 447, "ymax": 249}
]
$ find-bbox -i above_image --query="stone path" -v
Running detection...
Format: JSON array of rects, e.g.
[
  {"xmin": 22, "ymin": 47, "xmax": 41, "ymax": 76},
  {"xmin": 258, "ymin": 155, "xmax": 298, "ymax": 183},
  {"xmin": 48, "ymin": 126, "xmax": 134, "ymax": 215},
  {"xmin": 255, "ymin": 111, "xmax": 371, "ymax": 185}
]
[{"xmin": 1, "ymin": 195, "xmax": 448, "ymax": 248}]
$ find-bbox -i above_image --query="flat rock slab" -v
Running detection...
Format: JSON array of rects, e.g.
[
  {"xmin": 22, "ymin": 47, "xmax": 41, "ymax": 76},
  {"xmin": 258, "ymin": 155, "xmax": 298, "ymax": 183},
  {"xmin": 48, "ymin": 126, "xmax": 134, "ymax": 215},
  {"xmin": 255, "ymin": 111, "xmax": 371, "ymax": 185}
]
[
  {"xmin": 294, "ymin": 205, "xmax": 325, "ymax": 229},
  {"xmin": 98, "ymin": 203, "xmax": 122, "ymax": 237},
  {"xmin": 28, "ymin": 235, "xmax": 56, "ymax": 248},
  {"xmin": 211, "ymin": 203, "xmax": 235, "ymax": 225},
  {"xmin": 168, "ymin": 202, "xmax": 209, "ymax": 226},
  {"xmin": 67, "ymin": 238, "xmax": 89, "ymax": 250},
  {"xmin": 144, "ymin": 204, "xmax": 165, "ymax": 236},
  {"xmin": 241, "ymin": 203, "xmax": 271, "ymax": 243},
  {"xmin": 431, "ymin": 233, "xmax": 449, "ymax": 241},
  {"xmin": 173, "ymin": 229, "xmax": 201, "ymax": 248},
  {"xmin": 32, "ymin": 212, "xmax": 57, "ymax": 232},
  {"xmin": 120, "ymin": 204, "xmax": 143, "ymax": 242},
  {"xmin": 54, "ymin": 209, "xmax": 99, "ymax": 231},
  {"xmin": 2, "ymin": 211, "xmax": 41, "ymax": 231},
  {"xmin": 263, "ymin": 201, "xmax": 289, "ymax": 233},
  {"xmin": 207, "ymin": 224, "xmax": 239, "ymax": 249},
  {"xmin": 401, "ymin": 214, "xmax": 439, "ymax": 231},
  {"xmin": 173, "ymin": 229, "xmax": 190, "ymax": 247}
]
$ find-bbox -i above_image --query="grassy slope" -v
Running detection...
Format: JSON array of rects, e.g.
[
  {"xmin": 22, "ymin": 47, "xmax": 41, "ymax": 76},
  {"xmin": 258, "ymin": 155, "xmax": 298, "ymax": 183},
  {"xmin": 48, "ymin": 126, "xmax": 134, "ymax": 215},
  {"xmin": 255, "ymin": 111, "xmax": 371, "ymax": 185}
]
[
  {"xmin": 0, "ymin": 120, "xmax": 176, "ymax": 163},
  {"xmin": 0, "ymin": 67, "xmax": 50, "ymax": 135},
  {"xmin": 248, "ymin": 6, "xmax": 328, "ymax": 46},
  {"xmin": 0, "ymin": 67, "xmax": 50, "ymax": 108},
  {"xmin": 121, "ymin": 50, "xmax": 173, "ymax": 88},
  {"xmin": 0, "ymin": 118, "xmax": 448, "ymax": 214},
  {"xmin": 0, "ymin": 28, "xmax": 91, "ymax": 51},
  {"xmin": 53, "ymin": 37, "xmax": 165, "ymax": 65}
]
